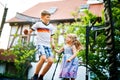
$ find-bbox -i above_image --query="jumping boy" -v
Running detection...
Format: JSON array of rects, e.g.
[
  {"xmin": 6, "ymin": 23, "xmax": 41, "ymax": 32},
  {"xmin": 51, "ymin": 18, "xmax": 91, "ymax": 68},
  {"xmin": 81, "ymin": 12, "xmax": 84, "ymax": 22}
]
[{"xmin": 25, "ymin": 10, "xmax": 55, "ymax": 80}]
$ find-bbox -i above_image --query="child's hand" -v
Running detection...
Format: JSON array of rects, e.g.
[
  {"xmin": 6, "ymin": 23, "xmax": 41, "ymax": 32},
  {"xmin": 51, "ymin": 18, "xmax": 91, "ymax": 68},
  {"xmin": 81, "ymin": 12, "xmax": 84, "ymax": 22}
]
[
  {"xmin": 23, "ymin": 29, "xmax": 28, "ymax": 35},
  {"xmin": 51, "ymin": 43, "xmax": 55, "ymax": 49},
  {"xmin": 66, "ymin": 59, "xmax": 71, "ymax": 62}
]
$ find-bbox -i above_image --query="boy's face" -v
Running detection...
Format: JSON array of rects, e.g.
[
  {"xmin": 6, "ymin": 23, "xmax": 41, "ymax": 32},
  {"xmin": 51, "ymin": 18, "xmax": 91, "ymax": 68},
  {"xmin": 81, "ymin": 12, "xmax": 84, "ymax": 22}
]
[{"xmin": 41, "ymin": 15, "xmax": 50, "ymax": 24}]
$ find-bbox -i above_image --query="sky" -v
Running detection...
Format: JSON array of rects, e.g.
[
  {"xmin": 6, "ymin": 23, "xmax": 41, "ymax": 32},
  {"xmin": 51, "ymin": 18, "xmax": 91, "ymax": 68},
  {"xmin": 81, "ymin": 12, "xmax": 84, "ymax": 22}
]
[
  {"xmin": 0, "ymin": 0, "xmax": 60, "ymax": 20},
  {"xmin": 0, "ymin": 0, "xmax": 60, "ymax": 49}
]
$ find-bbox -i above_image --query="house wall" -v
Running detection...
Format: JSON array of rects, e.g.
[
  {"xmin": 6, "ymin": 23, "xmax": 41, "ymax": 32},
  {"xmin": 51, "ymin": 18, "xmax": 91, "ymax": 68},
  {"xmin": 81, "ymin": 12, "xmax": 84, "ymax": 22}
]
[
  {"xmin": 0, "ymin": 23, "xmax": 11, "ymax": 49},
  {"xmin": 7, "ymin": 24, "xmax": 34, "ymax": 48},
  {"xmin": 0, "ymin": 63, "xmax": 6, "ymax": 74}
]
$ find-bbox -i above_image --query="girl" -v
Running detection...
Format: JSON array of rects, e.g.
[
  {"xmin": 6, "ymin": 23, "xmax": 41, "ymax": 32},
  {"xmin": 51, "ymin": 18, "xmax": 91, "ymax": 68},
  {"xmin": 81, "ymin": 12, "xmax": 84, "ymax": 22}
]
[{"xmin": 54, "ymin": 34, "xmax": 82, "ymax": 80}]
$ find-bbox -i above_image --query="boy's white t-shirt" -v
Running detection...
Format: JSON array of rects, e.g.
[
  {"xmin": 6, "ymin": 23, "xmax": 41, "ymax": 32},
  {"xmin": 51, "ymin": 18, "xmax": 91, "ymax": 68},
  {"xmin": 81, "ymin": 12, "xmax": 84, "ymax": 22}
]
[{"xmin": 31, "ymin": 21, "xmax": 55, "ymax": 47}]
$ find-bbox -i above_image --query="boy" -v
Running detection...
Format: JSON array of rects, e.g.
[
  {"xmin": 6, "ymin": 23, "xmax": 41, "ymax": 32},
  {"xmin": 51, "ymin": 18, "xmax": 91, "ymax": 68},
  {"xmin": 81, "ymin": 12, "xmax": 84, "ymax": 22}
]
[{"xmin": 26, "ymin": 10, "xmax": 55, "ymax": 80}]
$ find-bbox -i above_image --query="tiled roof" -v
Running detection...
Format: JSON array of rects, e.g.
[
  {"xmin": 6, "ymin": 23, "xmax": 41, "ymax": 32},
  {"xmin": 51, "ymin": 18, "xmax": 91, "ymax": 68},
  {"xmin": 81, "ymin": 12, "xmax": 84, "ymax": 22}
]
[
  {"xmin": 7, "ymin": 0, "xmax": 104, "ymax": 23},
  {"xmin": 89, "ymin": 3, "xmax": 104, "ymax": 17},
  {"xmin": 0, "ymin": 49, "xmax": 15, "ymax": 62}
]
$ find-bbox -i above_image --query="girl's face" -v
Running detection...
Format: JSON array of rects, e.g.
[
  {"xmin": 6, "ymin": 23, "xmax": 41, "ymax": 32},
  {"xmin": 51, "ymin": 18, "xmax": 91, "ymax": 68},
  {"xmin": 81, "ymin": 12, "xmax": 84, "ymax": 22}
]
[
  {"xmin": 41, "ymin": 15, "xmax": 50, "ymax": 24},
  {"xmin": 65, "ymin": 35, "xmax": 72, "ymax": 44}
]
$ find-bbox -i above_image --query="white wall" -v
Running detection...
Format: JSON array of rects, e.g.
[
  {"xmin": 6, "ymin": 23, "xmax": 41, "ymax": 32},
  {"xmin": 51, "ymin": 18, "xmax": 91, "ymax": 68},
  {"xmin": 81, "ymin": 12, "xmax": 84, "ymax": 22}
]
[
  {"xmin": 87, "ymin": 0, "xmax": 103, "ymax": 4},
  {"xmin": 0, "ymin": 63, "xmax": 6, "ymax": 74},
  {"xmin": 0, "ymin": 23, "xmax": 11, "ymax": 49}
]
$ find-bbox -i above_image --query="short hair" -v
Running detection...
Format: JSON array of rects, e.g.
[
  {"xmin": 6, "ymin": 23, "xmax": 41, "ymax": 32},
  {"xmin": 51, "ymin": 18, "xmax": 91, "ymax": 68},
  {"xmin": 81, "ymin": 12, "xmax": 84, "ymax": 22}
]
[{"xmin": 41, "ymin": 10, "xmax": 51, "ymax": 16}]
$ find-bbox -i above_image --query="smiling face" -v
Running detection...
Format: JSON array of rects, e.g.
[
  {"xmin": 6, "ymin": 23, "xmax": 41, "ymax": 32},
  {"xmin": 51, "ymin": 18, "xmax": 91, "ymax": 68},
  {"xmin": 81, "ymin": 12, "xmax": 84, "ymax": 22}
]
[
  {"xmin": 40, "ymin": 10, "xmax": 51, "ymax": 24},
  {"xmin": 65, "ymin": 34, "xmax": 73, "ymax": 44},
  {"xmin": 41, "ymin": 14, "xmax": 50, "ymax": 24}
]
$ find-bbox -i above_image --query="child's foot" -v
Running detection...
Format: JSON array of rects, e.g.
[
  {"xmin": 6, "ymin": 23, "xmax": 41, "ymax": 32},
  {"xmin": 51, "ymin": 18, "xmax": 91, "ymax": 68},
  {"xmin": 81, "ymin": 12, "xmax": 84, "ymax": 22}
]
[
  {"xmin": 37, "ymin": 75, "xmax": 43, "ymax": 80},
  {"xmin": 31, "ymin": 74, "xmax": 38, "ymax": 80},
  {"xmin": 37, "ymin": 77, "xmax": 43, "ymax": 80}
]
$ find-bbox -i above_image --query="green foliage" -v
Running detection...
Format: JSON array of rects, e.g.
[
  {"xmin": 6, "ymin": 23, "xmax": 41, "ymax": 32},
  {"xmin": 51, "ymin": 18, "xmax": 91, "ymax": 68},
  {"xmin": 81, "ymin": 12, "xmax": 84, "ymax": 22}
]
[
  {"xmin": 112, "ymin": 0, "xmax": 120, "ymax": 53},
  {"xmin": 79, "ymin": 10, "xmax": 109, "ymax": 80},
  {"xmin": 78, "ymin": 1, "xmax": 120, "ymax": 79},
  {"xmin": 82, "ymin": 10, "xmax": 97, "ymax": 25},
  {"xmin": 2, "ymin": 40, "xmax": 36, "ymax": 79},
  {"xmin": 53, "ymin": 1, "xmax": 120, "ymax": 79},
  {"xmin": 0, "ymin": 72, "xmax": 20, "ymax": 79},
  {"xmin": 54, "ymin": 9, "xmax": 109, "ymax": 79}
]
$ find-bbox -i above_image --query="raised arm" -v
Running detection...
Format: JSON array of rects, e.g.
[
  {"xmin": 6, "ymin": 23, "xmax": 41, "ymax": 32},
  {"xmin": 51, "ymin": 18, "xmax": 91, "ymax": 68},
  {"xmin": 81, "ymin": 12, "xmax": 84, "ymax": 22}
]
[
  {"xmin": 54, "ymin": 47, "xmax": 64, "ymax": 54},
  {"xmin": 23, "ymin": 29, "xmax": 34, "ymax": 35},
  {"xmin": 29, "ymin": 29, "xmax": 34, "ymax": 34},
  {"xmin": 51, "ymin": 36, "xmax": 55, "ymax": 49}
]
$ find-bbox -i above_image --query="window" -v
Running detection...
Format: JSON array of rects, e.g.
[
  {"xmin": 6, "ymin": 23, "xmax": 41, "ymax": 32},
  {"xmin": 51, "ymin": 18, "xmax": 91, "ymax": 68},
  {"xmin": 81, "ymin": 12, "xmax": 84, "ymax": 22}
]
[
  {"xmin": 87, "ymin": 0, "xmax": 103, "ymax": 4},
  {"xmin": 87, "ymin": 0, "xmax": 103, "ymax": 1},
  {"xmin": 79, "ymin": 4, "xmax": 89, "ymax": 12},
  {"xmin": 80, "ymin": 4, "xmax": 89, "ymax": 9},
  {"xmin": 48, "ymin": 7, "xmax": 57, "ymax": 14}
]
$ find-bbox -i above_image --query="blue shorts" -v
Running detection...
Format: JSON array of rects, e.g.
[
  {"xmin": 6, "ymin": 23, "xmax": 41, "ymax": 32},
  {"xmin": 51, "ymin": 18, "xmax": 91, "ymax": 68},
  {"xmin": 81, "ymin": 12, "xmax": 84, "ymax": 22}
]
[{"xmin": 37, "ymin": 45, "xmax": 53, "ymax": 58}]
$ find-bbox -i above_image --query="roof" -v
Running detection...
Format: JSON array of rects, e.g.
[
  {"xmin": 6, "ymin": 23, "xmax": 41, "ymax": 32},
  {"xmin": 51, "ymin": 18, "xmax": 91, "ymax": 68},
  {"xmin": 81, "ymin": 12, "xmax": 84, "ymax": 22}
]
[
  {"xmin": 0, "ymin": 49, "xmax": 15, "ymax": 62},
  {"xmin": 7, "ymin": 0, "xmax": 104, "ymax": 23}
]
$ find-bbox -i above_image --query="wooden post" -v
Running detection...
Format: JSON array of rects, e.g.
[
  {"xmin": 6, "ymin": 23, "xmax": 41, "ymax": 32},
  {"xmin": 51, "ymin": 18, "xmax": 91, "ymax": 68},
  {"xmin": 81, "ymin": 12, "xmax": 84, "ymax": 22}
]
[{"xmin": 0, "ymin": 7, "xmax": 8, "ymax": 36}]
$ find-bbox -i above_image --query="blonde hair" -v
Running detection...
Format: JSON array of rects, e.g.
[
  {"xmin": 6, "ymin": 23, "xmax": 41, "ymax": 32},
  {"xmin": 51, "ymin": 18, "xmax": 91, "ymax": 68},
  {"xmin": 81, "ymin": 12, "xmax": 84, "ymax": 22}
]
[
  {"xmin": 67, "ymin": 34, "xmax": 82, "ymax": 50},
  {"xmin": 41, "ymin": 10, "xmax": 51, "ymax": 16}
]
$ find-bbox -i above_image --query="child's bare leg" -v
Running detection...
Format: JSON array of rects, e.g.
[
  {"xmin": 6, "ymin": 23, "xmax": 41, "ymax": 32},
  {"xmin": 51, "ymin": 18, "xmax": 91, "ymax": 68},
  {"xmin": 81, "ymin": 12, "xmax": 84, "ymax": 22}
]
[
  {"xmin": 34, "ymin": 55, "xmax": 46, "ymax": 74},
  {"xmin": 40, "ymin": 57, "xmax": 53, "ymax": 76}
]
